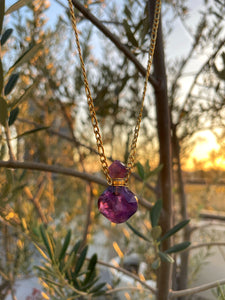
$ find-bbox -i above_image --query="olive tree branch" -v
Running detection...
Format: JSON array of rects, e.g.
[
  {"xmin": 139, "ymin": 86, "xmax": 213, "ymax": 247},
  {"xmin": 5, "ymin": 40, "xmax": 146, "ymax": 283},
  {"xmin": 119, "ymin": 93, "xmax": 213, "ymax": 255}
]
[
  {"xmin": 185, "ymin": 242, "xmax": 225, "ymax": 252},
  {"xmin": 71, "ymin": 0, "xmax": 159, "ymax": 88},
  {"xmin": 0, "ymin": 160, "xmax": 152, "ymax": 209},
  {"xmin": 95, "ymin": 259, "xmax": 156, "ymax": 294},
  {"xmin": 169, "ymin": 278, "xmax": 225, "ymax": 299}
]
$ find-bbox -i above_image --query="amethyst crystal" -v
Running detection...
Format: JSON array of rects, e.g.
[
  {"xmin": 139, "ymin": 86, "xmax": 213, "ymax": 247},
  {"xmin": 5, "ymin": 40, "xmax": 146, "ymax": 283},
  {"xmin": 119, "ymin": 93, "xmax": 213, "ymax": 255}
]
[
  {"xmin": 98, "ymin": 161, "xmax": 138, "ymax": 223},
  {"xmin": 108, "ymin": 160, "xmax": 128, "ymax": 178}
]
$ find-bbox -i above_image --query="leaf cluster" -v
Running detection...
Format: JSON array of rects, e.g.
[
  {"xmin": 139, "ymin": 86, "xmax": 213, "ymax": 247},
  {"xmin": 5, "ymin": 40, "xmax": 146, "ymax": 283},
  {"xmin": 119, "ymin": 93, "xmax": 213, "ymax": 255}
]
[
  {"xmin": 35, "ymin": 225, "xmax": 106, "ymax": 299},
  {"xmin": 127, "ymin": 196, "xmax": 190, "ymax": 270}
]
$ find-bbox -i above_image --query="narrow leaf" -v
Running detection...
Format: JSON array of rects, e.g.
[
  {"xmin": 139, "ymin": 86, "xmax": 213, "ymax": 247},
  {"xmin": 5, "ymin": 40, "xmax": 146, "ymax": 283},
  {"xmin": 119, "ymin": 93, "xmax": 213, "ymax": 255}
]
[
  {"xmin": 4, "ymin": 73, "xmax": 19, "ymax": 95},
  {"xmin": 0, "ymin": 97, "xmax": 7, "ymax": 127},
  {"xmin": 126, "ymin": 222, "xmax": 150, "ymax": 242},
  {"xmin": 88, "ymin": 253, "xmax": 97, "ymax": 271},
  {"xmin": 159, "ymin": 219, "xmax": 190, "ymax": 242},
  {"xmin": 33, "ymin": 243, "xmax": 49, "ymax": 261},
  {"xmin": 165, "ymin": 241, "xmax": 191, "ymax": 254},
  {"xmin": 83, "ymin": 254, "xmax": 97, "ymax": 285},
  {"xmin": 5, "ymin": 0, "xmax": 31, "ymax": 14},
  {"xmin": 150, "ymin": 199, "xmax": 162, "ymax": 227},
  {"xmin": 62, "ymin": 252, "xmax": 76, "ymax": 273},
  {"xmin": 123, "ymin": 19, "xmax": 139, "ymax": 47},
  {"xmin": 71, "ymin": 240, "xmax": 81, "ymax": 255},
  {"xmin": 151, "ymin": 257, "xmax": 161, "ymax": 270},
  {"xmin": 89, "ymin": 282, "xmax": 106, "ymax": 294},
  {"xmin": 58, "ymin": 229, "xmax": 71, "ymax": 262},
  {"xmin": 1, "ymin": 28, "xmax": 13, "ymax": 46},
  {"xmin": 39, "ymin": 224, "xmax": 54, "ymax": 261},
  {"xmin": 136, "ymin": 162, "xmax": 145, "ymax": 180},
  {"xmin": 13, "ymin": 126, "xmax": 49, "ymax": 139},
  {"xmin": 8, "ymin": 106, "xmax": 19, "ymax": 126},
  {"xmin": 0, "ymin": 0, "xmax": 5, "ymax": 35},
  {"xmin": 9, "ymin": 44, "xmax": 41, "ymax": 72},
  {"xmin": 147, "ymin": 164, "xmax": 163, "ymax": 177},
  {"xmin": 151, "ymin": 226, "xmax": 162, "ymax": 240},
  {"xmin": 0, "ymin": 58, "xmax": 3, "ymax": 95},
  {"xmin": 158, "ymin": 251, "xmax": 174, "ymax": 263},
  {"xmin": 10, "ymin": 78, "xmax": 39, "ymax": 108},
  {"xmin": 74, "ymin": 245, "xmax": 88, "ymax": 275}
]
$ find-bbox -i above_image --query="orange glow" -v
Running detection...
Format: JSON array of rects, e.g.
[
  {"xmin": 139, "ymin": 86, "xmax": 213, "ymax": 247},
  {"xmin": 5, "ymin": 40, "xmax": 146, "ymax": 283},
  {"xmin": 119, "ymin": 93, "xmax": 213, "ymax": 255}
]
[{"xmin": 183, "ymin": 130, "xmax": 225, "ymax": 171}]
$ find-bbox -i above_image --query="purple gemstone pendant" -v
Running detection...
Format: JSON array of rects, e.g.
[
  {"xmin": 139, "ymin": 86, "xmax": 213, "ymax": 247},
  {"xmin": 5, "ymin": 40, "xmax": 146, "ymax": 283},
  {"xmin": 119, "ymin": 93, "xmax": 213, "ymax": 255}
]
[{"xmin": 98, "ymin": 161, "xmax": 138, "ymax": 223}]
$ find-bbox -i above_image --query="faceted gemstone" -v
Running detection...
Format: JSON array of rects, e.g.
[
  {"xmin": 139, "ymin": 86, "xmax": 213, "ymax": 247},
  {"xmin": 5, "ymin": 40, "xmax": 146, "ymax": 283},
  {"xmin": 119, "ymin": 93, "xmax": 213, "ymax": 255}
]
[
  {"xmin": 108, "ymin": 160, "xmax": 128, "ymax": 178},
  {"xmin": 98, "ymin": 186, "xmax": 138, "ymax": 223},
  {"xmin": 98, "ymin": 160, "xmax": 138, "ymax": 223}
]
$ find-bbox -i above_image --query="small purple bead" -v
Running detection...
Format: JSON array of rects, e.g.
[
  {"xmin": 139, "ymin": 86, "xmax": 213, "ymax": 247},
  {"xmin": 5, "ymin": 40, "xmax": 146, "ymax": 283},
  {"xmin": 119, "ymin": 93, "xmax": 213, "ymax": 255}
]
[
  {"xmin": 109, "ymin": 160, "xmax": 128, "ymax": 178},
  {"xmin": 98, "ymin": 186, "xmax": 138, "ymax": 223}
]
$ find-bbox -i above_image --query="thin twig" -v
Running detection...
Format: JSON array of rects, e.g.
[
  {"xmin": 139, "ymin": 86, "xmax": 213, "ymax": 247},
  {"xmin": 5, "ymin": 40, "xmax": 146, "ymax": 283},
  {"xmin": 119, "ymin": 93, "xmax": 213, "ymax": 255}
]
[
  {"xmin": 96, "ymin": 259, "xmax": 156, "ymax": 294},
  {"xmin": 169, "ymin": 278, "xmax": 225, "ymax": 299},
  {"xmin": 185, "ymin": 242, "xmax": 225, "ymax": 252},
  {"xmin": 24, "ymin": 184, "xmax": 48, "ymax": 225}
]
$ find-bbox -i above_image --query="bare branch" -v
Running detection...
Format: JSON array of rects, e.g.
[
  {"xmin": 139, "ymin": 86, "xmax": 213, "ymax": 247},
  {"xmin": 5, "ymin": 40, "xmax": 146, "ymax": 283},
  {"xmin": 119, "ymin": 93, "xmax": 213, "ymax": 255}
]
[
  {"xmin": 96, "ymin": 259, "xmax": 156, "ymax": 294},
  {"xmin": 0, "ymin": 160, "xmax": 152, "ymax": 209},
  {"xmin": 169, "ymin": 278, "xmax": 225, "ymax": 299}
]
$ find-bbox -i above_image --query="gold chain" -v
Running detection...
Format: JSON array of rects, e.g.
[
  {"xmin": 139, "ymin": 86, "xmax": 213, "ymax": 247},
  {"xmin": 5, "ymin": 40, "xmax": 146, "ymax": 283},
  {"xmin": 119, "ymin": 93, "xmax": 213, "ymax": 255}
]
[{"xmin": 68, "ymin": 0, "xmax": 161, "ymax": 185}]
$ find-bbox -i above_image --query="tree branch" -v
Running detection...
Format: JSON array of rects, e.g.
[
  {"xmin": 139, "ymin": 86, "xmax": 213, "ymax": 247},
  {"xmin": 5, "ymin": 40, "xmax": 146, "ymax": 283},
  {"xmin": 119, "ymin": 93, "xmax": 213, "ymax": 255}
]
[
  {"xmin": 96, "ymin": 259, "xmax": 156, "ymax": 294},
  {"xmin": 169, "ymin": 278, "xmax": 225, "ymax": 299},
  {"xmin": 71, "ymin": 0, "xmax": 159, "ymax": 88},
  {"xmin": 0, "ymin": 160, "xmax": 152, "ymax": 209},
  {"xmin": 186, "ymin": 242, "xmax": 225, "ymax": 252}
]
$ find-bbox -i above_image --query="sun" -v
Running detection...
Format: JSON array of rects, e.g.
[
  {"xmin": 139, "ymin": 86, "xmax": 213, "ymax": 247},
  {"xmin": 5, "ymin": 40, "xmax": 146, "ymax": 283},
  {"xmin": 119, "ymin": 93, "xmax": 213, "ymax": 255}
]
[{"xmin": 183, "ymin": 130, "xmax": 225, "ymax": 171}]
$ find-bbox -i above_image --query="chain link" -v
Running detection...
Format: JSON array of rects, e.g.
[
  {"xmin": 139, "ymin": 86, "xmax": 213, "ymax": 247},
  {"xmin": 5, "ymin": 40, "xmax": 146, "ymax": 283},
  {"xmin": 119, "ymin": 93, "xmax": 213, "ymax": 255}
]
[{"xmin": 68, "ymin": 0, "xmax": 161, "ymax": 185}]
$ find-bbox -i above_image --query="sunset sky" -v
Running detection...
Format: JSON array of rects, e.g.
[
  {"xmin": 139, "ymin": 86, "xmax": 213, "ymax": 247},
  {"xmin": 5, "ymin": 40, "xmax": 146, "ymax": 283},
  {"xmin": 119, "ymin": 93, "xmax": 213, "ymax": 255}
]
[{"xmin": 184, "ymin": 130, "xmax": 225, "ymax": 170}]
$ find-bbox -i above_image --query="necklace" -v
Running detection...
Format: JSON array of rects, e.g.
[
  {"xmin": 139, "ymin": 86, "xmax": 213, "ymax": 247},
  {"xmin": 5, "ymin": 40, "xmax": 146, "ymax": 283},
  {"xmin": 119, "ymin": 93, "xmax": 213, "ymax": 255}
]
[{"xmin": 68, "ymin": 0, "xmax": 161, "ymax": 223}]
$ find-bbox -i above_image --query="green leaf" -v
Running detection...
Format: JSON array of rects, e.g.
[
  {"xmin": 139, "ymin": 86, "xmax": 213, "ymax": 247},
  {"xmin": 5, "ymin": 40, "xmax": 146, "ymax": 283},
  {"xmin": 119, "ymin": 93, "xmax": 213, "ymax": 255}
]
[
  {"xmin": 4, "ymin": 73, "xmax": 19, "ymax": 95},
  {"xmin": 151, "ymin": 257, "xmax": 161, "ymax": 270},
  {"xmin": 150, "ymin": 199, "xmax": 162, "ymax": 227},
  {"xmin": 83, "ymin": 254, "xmax": 97, "ymax": 285},
  {"xmin": 33, "ymin": 243, "xmax": 49, "ymax": 261},
  {"xmin": 39, "ymin": 224, "xmax": 54, "ymax": 261},
  {"xmin": 10, "ymin": 79, "xmax": 39, "ymax": 108},
  {"xmin": 126, "ymin": 222, "xmax": 150, "ymax": 242},
  {"xmin": 0, "ymin": 0, "xmax": 5, "ymax": 35},
  {"xmin": 147, "ymin": 164, "xmax": 163, "ymax": 177},
  {"xmin": 5, "ymin": 0, "xmax": 32, "ymax": 14},
  {"xmin": 88, "ymin": 253, "xmax": 97, "ymax": 272},
  {"xmin": 151, "ymin": 226, "xmax": 162, "ymax": 240},
  {"xmin": 123, "ymin": 19, "xmax": 139, "ymax": 48},
  {"xmin": 123, "ymin": 5, "xmax": 132, "ymax": 20},
  {"xmin": 1, "ymin": 28, "xmax": 13, "ymax": 46},
  {"xmin": 137, "ymin": 161, "xmax": 145, "ymax": 180},
  {"xmin": 158, "ymin": 251, "xmax": 174, "ymax": 263},
  {"xmin": 165, "ymin": 241, "xmax": 191, "ymax": 254},
  {"xmin": 9, "ymin": 44, "xmax": 41, "ymax": 72},
  {"xmin": 159, "ymin": 219, "xmax": 190, "ymax": 242},
  {"xmin": 89, "ymin": 282, "xmax": 106, "ymax": 294},
  {"xmin": 13, "ymin": 126, "xmax": 49, "ymax": 139},
  {"xmin": 62, "ymin": 251, "xmax": 76, "ymax": 273},
  {"xmin": 0, "ymin": 58, "xmax": 3, "ymax": 95},
  {"xmin": 8, "ymin": 106, "xmax": 19, "ymax": 126},
  {"xmin": 58, "ymin": 229, "xmax": 71, "ymax": 262},
  {"xmin": 71, "ymin": 240, "xmax": 81, "ymax": 255},
  {"xmin": 0, "ymin": 97, "xmax": 7, "ymax": 127},
  {"xmin": 74, "ymin": 245, "xmax": 88, "ymax": 275}
]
